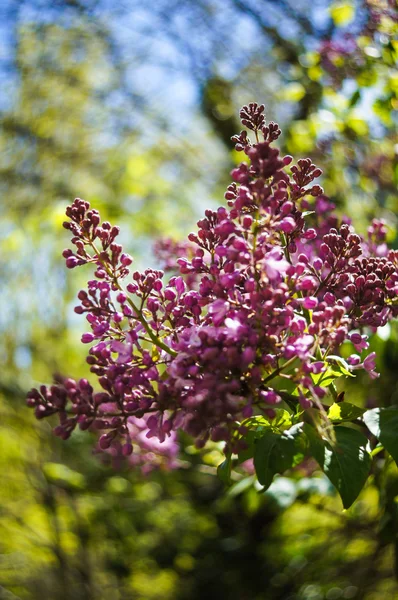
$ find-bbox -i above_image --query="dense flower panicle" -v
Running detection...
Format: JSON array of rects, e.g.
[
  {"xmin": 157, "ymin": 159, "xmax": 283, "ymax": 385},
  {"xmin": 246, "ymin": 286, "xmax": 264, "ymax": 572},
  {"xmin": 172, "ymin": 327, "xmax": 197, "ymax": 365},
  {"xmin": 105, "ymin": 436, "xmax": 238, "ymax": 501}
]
[{"xmin": 27, "ymin": 103, "xmax": 398, "ymax": 468}]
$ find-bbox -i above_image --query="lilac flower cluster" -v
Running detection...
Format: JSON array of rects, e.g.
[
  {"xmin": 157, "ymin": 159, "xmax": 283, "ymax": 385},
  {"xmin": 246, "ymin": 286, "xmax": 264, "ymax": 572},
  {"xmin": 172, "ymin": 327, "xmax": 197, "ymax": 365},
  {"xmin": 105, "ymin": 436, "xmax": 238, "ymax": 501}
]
[{"xmin": 27, "ymin": 103, "xmax": 398, "ymax": 468}]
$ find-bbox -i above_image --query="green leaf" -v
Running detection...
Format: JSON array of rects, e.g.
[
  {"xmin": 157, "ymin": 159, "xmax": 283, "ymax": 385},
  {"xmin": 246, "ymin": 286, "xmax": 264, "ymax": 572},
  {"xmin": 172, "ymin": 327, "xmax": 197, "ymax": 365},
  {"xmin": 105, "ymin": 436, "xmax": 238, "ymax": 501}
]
[
  {"xmin": 305, "ymin": 425, "xmax": 371, "ymax": 509},
  {"xmin": 328, "ymin": 402, "xmax": 365, "ymax": 423},
  {"xmin": 236, "ymin": 433, "xmax": 257, "ymax": 464},
  {"xmin": 325, "ymin": 355, "xmax": 355, "ymax": 377},
  {"xmin": 349, "ymin": 89, "xmax": 361, "ymax": 108},
  {"xmin": 217, "ymin": 456, "xmax": 232, "ymax": 486},
  {"xmin": 268, "ymin": 409, "xmax": 293, "ymax": 430},
  {"xmin": 270, "ymin": 374, "xmax": 299, "ymax": 396},
  {"xmin": 240, "ymin": 415, "xmax": 272, "ymax": 431},
  {"xmin": 236, "ymin": 410, "xmax": 293, "ymax": 465},
  {"xmin": 253, "ymin": 431, "xmax": 278, "ymax": 488},
  {"xmin": 363, "ymin": 407, "xmax": 398, "ymax": 464},
  {"xmin": 254, "ymin": 424, "xmax": 305, "ymax": 490},
  {"xmin": 235, "ymin": 416, "xmax": 271, "ymax": 463},
  {"xmin": 311, "ymin": 366, "xmax": 342, "ymax": 387}
]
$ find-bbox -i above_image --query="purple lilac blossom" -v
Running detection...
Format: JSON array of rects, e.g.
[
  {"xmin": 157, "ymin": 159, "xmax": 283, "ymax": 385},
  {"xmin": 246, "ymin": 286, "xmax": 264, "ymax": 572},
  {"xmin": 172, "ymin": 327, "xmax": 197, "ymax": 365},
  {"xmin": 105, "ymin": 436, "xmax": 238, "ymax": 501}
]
[{"xmin": 27, "ymin": 103, "xmax": 398, "ymax": 468}]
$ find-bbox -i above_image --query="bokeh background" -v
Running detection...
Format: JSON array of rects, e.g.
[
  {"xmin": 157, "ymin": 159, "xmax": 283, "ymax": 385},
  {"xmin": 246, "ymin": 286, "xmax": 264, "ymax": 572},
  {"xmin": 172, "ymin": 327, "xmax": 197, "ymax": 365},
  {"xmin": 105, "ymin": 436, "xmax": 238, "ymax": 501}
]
[{"xmin": 0, "ymin": 1, "xmax": 397, "ymax": 598}]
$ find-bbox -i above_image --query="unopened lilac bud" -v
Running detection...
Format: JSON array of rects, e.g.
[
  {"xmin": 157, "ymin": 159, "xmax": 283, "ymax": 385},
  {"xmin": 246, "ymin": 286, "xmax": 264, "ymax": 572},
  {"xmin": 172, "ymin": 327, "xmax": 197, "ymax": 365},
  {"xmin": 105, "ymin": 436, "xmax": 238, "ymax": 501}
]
[
  {"xmin": 81, "ymin": 332, "xmax": 95, "ymax": 343},
  {"xmin": 164, "ymin": 288, "xmax": 177, "ymax": 301},
  {"xmin": 298, "ymin": 254, "xmax": 309, "ymax": 264},
  {"xmin": 303, "ymin": 228, "xmax": 317, "ymax": 240},
  {"xmin": 78, "ymin": 416, "xmax": 93, "ymax": 431},
  {"xmin": 302, "ymin": 296, "xmax": 318, "ymax": 310},
  {"xmin": 281, "ymin": 201, "xmax": 294, "ymax": 215},
  {"xmin": 347, "ymin": 354, "xmax": 361, "ymax": 366},
  {"xmin": 117, "ymin": 292, "xmax": 127, "ymax": 303},
  {"xmin": 279, "ymin": 217, "xmax": 296, "ymax": 234},
  {"xmin": 79, "ymin": 378, "xmax": 92, "ymax": 393},
  {"xmin": 245, "ymin": 278, "xmax": 256, "ymax": 292},
  {"xmin": 324, "ymin": 292, "xmax": 335, "ymax": 305},
  {"xmin": 242, "ymin": 216, "xmax": 253, "ymax": 229},
  {"xmin": 175, "ymin": 277, "xmax": 185, "ymax": 295},
  {"xmin": 126, "ymin": 283, "xmax": 138, "ymax": 294},
  {"xmin": 300, "ymin": 276, "xmax": 317, "ymax": 291},
  {"xmin": 66, "ymin": 256, "xmax": 79, "ymax": 269},
  {"xmin": 121, "ymin": 253, "xmax": 133, "ymax": 266},
  {"xmin": 313, "ymin": 258, "xmax": 323, "ymax": 270},
  {"xmin": 242, "ymin": 347, "xmax": 256, "ymax": 365},
  {"xmin": 99, "ymin": 434, "xmax": 113, "ymax": 450},
  {"xmin": 260, "ymin": 390, "xmax": 281, "ymax": 405}
]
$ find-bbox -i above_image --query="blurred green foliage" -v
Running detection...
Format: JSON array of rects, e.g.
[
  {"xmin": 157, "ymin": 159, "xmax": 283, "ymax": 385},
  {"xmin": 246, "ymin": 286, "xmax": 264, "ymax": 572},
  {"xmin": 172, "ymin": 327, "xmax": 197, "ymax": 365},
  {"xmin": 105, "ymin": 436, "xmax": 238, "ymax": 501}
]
[{"xmin": 1, "ymin": 0, "xmax": 398, "ymax": 598}]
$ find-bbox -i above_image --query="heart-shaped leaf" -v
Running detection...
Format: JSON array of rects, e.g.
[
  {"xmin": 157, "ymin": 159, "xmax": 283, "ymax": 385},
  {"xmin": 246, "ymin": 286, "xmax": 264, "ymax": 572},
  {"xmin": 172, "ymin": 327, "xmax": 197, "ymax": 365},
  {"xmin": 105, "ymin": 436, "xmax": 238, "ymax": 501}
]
[
  {"xmin": 254, "ymin": 423, "xmax": 305, "ymax": 490},
  {"xmin": 305, "ymin": 424, "xmax": 371, "ymax": 509}
]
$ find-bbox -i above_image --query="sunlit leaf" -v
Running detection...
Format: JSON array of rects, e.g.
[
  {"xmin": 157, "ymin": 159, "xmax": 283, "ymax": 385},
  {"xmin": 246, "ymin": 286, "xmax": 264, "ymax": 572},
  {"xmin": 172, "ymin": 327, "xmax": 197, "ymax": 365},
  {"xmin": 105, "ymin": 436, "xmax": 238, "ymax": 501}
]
[
  {"xmin": 326, "ymin": 355, "xmax": 355, "ymax": 377},
  {"xmin": 328, "ymin": 402, "xmax": 365, "ymax": 423}
]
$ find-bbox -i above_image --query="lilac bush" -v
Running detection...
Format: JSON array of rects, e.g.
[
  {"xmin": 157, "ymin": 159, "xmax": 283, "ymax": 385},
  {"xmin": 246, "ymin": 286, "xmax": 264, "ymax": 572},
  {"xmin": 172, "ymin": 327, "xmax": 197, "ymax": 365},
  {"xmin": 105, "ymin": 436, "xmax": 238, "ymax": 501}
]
[{"xmin": 27, "ymin": 104, "xmax": 398, "ymax": 506}]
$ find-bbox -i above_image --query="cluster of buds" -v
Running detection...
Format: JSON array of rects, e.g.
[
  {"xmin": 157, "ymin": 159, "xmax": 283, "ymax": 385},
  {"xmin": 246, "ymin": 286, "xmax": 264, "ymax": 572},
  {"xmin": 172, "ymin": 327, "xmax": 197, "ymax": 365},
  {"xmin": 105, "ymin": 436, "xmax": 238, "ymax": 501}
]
[{"xmin": 27, "ymin": 104, "xmax": 398, "ymax": 470}]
